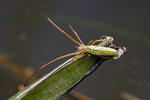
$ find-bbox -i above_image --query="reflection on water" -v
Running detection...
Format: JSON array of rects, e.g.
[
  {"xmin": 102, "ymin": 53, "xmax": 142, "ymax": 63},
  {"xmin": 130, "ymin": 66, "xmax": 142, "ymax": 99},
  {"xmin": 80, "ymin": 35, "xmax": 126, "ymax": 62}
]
[{"xmin": 0, "ymin": 0, "xmax": 150, "ymax": 100}]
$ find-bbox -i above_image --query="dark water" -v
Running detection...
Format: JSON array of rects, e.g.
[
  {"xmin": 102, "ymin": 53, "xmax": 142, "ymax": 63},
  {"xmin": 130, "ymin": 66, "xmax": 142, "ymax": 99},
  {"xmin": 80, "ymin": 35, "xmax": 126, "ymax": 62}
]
[{"xmin": 0, "ymin": 0, "xmax": 150, "ymax": 100}]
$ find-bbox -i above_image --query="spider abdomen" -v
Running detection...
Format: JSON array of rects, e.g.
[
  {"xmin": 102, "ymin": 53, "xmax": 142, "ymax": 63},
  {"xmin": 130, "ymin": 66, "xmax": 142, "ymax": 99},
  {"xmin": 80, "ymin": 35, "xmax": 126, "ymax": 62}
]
[{"xmin": 86, "ymin": 45, "xmax": 118, "ymax": 56}]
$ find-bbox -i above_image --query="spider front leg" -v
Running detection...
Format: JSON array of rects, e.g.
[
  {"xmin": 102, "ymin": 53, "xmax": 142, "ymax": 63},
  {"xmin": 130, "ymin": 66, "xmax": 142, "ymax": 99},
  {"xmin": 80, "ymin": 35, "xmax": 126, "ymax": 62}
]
[
  {"xmin": 88, "ymin": 39, "xmax": 105, "ymax": 45},
  {"xmin": 87, "ymin": 40, "xmax": 94, "ymax": 45}
]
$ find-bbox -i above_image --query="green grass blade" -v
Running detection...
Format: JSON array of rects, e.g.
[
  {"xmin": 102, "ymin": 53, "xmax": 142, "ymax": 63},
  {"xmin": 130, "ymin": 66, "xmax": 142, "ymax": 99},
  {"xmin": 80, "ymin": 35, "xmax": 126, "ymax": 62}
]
[{"xmin": 8, "ymin": 55, "xmax": 104, "ymax": 100}]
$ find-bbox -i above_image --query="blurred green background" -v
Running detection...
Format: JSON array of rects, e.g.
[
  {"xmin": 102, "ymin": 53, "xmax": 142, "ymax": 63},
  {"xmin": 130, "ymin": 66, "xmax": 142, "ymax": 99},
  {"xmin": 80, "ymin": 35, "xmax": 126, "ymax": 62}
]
[{"xmin": 0, "ymin": 0, "xmax": 150, "ymax": 100}]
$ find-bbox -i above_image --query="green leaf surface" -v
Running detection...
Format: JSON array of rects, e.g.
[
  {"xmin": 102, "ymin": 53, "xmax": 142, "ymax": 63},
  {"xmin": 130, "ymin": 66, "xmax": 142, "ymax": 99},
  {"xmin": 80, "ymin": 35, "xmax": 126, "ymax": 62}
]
[{"xmin": 9, "ymin": 55, "xmax": 104, "ymax": 100}]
